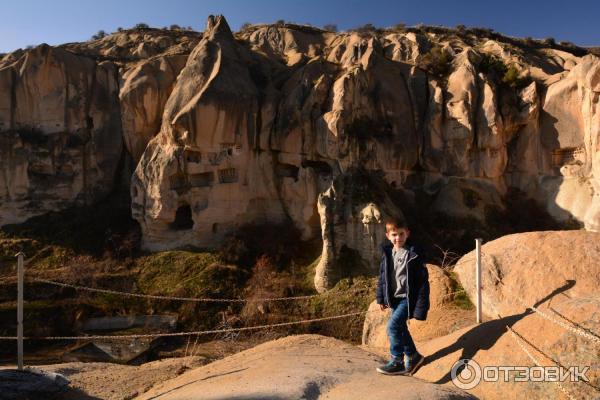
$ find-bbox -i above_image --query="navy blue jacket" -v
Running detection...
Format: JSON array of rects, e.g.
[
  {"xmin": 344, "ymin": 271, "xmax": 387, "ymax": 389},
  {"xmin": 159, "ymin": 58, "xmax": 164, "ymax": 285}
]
[{"xmin": 376, "ymin": 241, "xmax": 430, "ymax": 321}]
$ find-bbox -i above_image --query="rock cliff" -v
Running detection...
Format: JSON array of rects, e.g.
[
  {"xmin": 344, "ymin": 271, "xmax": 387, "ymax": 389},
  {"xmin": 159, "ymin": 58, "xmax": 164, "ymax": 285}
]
[
  {"xmin": 1, "ymin": 16, "xmax": 599, "ymax": 291},
  {"xmin": 0, "ymin": 27, "xmax": 199, "ymax": 225}
]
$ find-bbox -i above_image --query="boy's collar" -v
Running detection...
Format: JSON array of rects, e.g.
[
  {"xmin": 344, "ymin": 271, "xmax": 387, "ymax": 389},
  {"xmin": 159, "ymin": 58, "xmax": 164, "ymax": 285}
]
[{"xmin": 382, "ymin": 241, "xmax": 416, "ymax": 255}]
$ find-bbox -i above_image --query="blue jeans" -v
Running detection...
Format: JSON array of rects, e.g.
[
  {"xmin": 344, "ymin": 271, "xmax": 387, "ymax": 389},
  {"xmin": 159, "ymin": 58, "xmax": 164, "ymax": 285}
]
[{"xmin": 387, "ymin": 297, "xmax": 416, "ymax": 361}]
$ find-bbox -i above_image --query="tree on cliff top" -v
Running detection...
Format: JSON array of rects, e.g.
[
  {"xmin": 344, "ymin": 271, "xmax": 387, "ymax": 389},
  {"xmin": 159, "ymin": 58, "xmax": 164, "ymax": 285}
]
[{"xmin": 91, "ymin": 30, "xmax": 107, "ymax": 40}]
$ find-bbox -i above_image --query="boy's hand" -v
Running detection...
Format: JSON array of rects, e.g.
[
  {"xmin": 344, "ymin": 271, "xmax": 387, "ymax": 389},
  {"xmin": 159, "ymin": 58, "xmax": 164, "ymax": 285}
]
[{"xmin": 379, "ymin": 304, "xmax": 388, "ymax": 311}]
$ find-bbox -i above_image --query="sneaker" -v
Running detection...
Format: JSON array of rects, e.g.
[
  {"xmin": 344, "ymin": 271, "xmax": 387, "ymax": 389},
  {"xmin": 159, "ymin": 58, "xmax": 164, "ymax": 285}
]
[
  {"xmin": 376, "ymin": 359, "xmax": 407, "ymax": 375},
  {"xmin": 405, "ymin": 353, "xmax": 425, "ymax": 375}
]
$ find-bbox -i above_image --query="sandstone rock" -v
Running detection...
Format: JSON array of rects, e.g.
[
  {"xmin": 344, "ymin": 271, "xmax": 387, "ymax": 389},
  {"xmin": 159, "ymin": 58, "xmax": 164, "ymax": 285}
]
[
  {"xmin": 0, "ymin": 45, "xmax": 122, "ymax": 226},
  {"xmin": 125, "ymin": 16, "xmax": 600, "ymax": 277},
  {"xmin": 430, "ymin": 177, "xmax": 505, "ymax": 223},
  {"xmin": 414, "ymin": 234, "xmax": 600, "ymax": 400},
  {"xmin": 539, "ymin": 55, "xmax": 600, "ymax": 230},
  {"xmin": 245, "ymin": 24, "xmax": 328, "ymax": 65},
  {"xmin": 0, "ymin": 368, "xmax": 69, "ymax": 400},
  {"xmin": 453, "ymin": 230, "xmax": 600, "ymax": 318},
  {"xmin": 2, "ymin": 16, "xmax": 600, "ymax": 284},
  {"xmin": 63, "ymin": 28, "xmax": 201, "ymax": 62},
  {"xmin": 412, "ymin": 296, "xmax": 599, "ymax": 399},
  {"xmin": 383, "ymin": 32, "xmax": 431, "ymax": 63},
  {"xmin": 120, "ymin": 54, "xmax": 188, "ymax": 162},
  {"xmin": 314, "ymin": 172, "xmax": 404, "ymax": 293},
  {"xmin": 131, "ymin": 15, "xmax": 291, "ymax": 250},
  {"xmin": 136, "ymin": 334, "xmax": 475, "ymax": 400}
]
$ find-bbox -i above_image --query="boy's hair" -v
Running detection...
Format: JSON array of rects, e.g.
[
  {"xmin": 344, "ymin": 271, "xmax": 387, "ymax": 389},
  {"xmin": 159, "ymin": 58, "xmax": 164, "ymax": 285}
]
[{"xmin": 384, "ymin": 218, "xmax": 408, "ymax": 233}]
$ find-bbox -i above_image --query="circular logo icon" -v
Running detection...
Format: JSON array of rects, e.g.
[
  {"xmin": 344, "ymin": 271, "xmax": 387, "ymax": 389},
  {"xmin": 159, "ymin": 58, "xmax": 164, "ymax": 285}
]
[{"xmin": 451, "ymin": 359, "xmax": 482, "ymax": 390}]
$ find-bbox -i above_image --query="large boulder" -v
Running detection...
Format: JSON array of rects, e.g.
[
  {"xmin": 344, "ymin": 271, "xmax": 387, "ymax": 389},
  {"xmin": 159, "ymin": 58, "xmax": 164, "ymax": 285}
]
[
  {"xmin": 137, "ymin": 334, "xmax": 475, "ymax": 400},
  {"xmin": 414, "ymin": 231, "xmax": 600, "ymax": 399},
  {"xmin": 414, "ymin": 296, "xmax": 599, "ymax": 399},
  {"xmin": 453, "ymin": 230, "xmax": 600, "ymax": 318}
]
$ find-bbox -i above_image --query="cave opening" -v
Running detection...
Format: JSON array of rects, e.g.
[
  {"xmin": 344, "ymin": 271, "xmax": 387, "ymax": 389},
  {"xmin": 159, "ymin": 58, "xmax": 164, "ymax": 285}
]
[{"xmin": 169, "ymin": 204, "xmax": 194, "ymax": 230}]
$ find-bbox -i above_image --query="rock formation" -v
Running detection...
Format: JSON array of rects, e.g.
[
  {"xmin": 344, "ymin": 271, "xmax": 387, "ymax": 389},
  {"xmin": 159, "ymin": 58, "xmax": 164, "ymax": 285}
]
[
  {"xmin": 1, "ymin": 15, "xmax": 600, "ymax": 291},
  {"xmin": 130, "ymin": 16, "xmax": 600, "ymax": 289},
  {"xmin": 407, "ymin": 230, "xmax": 599, "ymax": 399},
  {"xmin": 0, "ymin": 28, "xmax": 199, "ymax": 225},
  {"xmin": 453, "ymin": 230, "xmax": 600, "ymax": 318},
  {"xmin": 0, "ymin": 45, "xmax": 122, "ymax": 225},
  {"xmin": 137, "ymin": 334, "xmax": 476, "ymax": 400}
]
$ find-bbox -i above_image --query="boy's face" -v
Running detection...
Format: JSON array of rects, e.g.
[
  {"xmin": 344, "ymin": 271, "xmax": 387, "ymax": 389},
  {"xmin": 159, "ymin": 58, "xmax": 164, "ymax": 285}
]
[{"xmin": 386, "ymin": 227, "xmax": 409, "ymax": 249}]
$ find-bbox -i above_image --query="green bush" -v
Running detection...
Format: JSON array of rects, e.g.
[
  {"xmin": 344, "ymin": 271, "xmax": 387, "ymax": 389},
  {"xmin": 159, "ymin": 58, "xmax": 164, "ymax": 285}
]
[
  {"xmin": 420, "ymin": 45, "xmax": 453, "ymax": 79},
  {"xmin": 479, "ymin": 54, "xmax": 529, "ymax": 89},
  {"xmin": 502, "ymin": 65, "xmax": 521, "ymax": 87},
  {"xmin": 478, "ymin": 53, "xmax": 507, "ymax": 77}
]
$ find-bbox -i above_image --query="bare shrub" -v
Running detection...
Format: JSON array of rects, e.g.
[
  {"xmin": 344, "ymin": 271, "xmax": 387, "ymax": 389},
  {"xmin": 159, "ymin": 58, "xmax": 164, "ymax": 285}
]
[{"xmin": 240, "ymin": 255, "xmax": 284, "ymax": 323}]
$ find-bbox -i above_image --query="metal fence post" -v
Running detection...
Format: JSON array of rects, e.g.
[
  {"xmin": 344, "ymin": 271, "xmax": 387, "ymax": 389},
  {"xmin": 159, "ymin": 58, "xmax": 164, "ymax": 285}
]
[
  {"xmin": 16, "ymin": 252, "xmax": 24, "ymax": 370},
  {"xmin": 475, "ymin": 239, "xmax": 482, "ymax": 324}
]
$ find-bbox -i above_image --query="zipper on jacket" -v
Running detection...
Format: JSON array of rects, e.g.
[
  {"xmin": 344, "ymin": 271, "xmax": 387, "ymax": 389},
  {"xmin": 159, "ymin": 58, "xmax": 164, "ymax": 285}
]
[
  {"xmin": 384, "ymin": 252, "xmax": 391, "ymax": 307},
  {"xmin": 405, "ymin": 250, "xmax": 418, "ymax": 321}
]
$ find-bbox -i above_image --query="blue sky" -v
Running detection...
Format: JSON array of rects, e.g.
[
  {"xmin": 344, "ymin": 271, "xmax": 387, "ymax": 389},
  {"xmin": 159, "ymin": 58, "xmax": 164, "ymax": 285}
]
[{"xmin": 1, "ymin": 0, "xmax": 598, "ymax": 53}]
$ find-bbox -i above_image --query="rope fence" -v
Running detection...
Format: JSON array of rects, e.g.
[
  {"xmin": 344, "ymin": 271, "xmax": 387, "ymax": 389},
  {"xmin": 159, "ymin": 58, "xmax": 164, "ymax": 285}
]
[
  {"xmin": 28, "ymin": 277, "xmax": 339, "ymax": 303},
  {"xmin": 507, "ymin": 325, "xmax": 578, "ymax": 400},
  {"xmin": 0, "ymin": 310, "xmax": 372, "ymax": 341}
]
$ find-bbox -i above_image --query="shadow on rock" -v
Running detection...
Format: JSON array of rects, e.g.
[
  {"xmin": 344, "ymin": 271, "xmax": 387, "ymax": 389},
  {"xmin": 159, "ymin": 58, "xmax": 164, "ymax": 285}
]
[
  {"xmin": 0, "ymin": 368, "xmax": 100, "ymax": 400},
  {"xmin": 425, "ymin": 279, "xmax": 575, "ymax": 384}
]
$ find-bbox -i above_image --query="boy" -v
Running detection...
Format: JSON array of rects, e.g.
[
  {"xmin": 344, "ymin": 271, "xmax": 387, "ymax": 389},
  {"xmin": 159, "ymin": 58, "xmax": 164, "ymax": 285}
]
[{"xmin": 375, "ymin": 219, "xmax": 429, "ymax": 375}]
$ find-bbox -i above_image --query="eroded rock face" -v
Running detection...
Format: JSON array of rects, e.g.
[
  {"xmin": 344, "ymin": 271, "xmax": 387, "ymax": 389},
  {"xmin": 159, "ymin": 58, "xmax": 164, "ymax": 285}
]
[
  {"xmin": 0, "ymin": 27, "xmax": 199, "ymax": 226},
  {"xmin": 314, "ymin": 172, "xmax": 404, "ymax": 292},
  {"xmin": 2, "ymin": 16, "xmax": 600, "ymax": 292},
  {"xmin": 538, "ymin": 56, "xmax": 600, "ymax": 230},
  {"xmin": 128, "ymin": 16, "xmax": 600, "ymax": 288},
  {"xmin": 120, "ymin": 55, "xmax": 188, "ymax": 162},
  {"xmin": 0, "ymin": 45, "xmax": 122, "ymax": 225}
]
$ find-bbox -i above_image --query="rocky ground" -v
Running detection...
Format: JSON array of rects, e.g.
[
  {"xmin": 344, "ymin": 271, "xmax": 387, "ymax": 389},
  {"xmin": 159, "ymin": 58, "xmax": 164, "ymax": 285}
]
[
  {"xmin": 1, "ymin": 357, "xmax": 204, "ymax": 400},
  {"xmin": 135, "ymin": 335, "xmax": 474, "ymax": 400}
]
